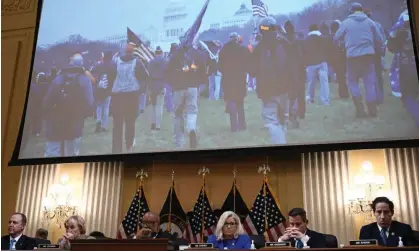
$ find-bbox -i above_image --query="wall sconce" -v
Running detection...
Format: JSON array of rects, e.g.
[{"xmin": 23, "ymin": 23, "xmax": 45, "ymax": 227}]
[
  {"xmin": 347, "ymin": 161, "xmax": 388, "ymax": 222},
  {"xmin": 42, "ymin": 174, "xmax": 78, "ymax": 228}
]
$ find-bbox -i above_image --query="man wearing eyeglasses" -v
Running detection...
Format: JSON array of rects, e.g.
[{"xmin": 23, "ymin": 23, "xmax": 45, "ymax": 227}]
[{"xmin": 136, "ymin": 212, "xmax": 173, "ymax": 239}]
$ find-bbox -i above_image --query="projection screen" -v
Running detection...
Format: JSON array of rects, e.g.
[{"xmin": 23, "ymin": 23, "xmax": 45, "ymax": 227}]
[{"xmin": 13, "ymin": 0, "xmax": 419, "ymax": 162}]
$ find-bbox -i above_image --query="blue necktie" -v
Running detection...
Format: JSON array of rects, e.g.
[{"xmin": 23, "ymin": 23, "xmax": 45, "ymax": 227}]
[
  {"xmin": 9, "ymin": 239, "xmax": 16, "ymax": 250},
  {"xmin": 380, "ymin": 228, "xmax": 388, "ymax": 246},
  {"xmin": 296, "ymin": 239, "xmax": 304, "ymax": 249}
]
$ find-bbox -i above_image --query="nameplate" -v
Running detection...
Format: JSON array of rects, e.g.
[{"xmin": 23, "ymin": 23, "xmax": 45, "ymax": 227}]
[
  {"xmin": 265, "ymin": 241, "xmax": 291, "ymax": 247},
  {"xmin": 349, "ymin": 239, "xmax": 378, "ymax": 246},
  {"xmin": 189, "ymin": 243, "xmax": 213, "ymax": 248},
  {"xmin": 38, "ymin": 244, "xmax": 60, "ymax": 249}
]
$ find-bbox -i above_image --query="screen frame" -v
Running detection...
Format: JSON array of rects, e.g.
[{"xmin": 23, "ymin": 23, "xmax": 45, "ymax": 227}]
[{"xmin": 9, "ymin": 0, "xmax": 419, "ymax": 166}]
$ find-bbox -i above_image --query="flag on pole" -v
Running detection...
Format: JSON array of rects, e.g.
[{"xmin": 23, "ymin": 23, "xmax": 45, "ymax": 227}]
[
  {"xmin": 183, "ymin": 187, "xmax": 217, "ymax": 243},
  {"xmin": 251, "ymin": 0, "xmax": 268, "ymax": 18},
  {"xmin": 221, "ymin": 182, "xmax": 254, "ymax": 235},
  {"xmin": 244, "ymin": 180, "xmax": 286, "ymax": 242},
  {"xmin": 179, "ymin": 0, "xmax": 211, "ymax": 49},
  {"xmin": 387, "ymin": 10, "xmax": 407, "ymax": 97},
  {"xmin": 160, "ymin": 181, "xmax": 188, "ymax": 238},
  {"xmin": 117, "ymin": 185, "xmax": 150, "ymax": 239},
  {"xmin": 127, "ymin": 27, "xmax": 155, "ymax": 62}
]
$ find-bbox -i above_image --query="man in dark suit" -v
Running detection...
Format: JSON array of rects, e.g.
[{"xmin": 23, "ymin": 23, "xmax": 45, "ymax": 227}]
[
  {"xmin": 34, "ymin": 228, "xmax": 51, "ymax": 246},
  {"xmin": 277, "ymin": 208, "xmax": 328, "ymax": 248},
  {"xmin": 136, "ymin": 212, "xmax": 174, "ymax": 240},
  {"xmin": 136, "ymin": 212, "xmax": 189, "ymax": 250},
  {"xmin": 359, "ymin": 197, "xmax": 417, "ymax": 246},
  {"xmin": 1, "ymin": 213, "xmax": 36, "ymax": 250}
]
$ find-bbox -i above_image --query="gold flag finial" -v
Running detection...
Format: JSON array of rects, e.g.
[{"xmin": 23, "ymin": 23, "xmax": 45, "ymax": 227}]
[
  {"xmin": 136, "ymin": 169, "xmax": 148, "ymax": 182},
  {"xmin": 258, "ymin": 164, "xmax": 270, "ymax": 175},
  {"xmin": 171, "ymin": 170, "xmax": 175, "ymax": 181},
  {"xmin": 198, "ymin": 166, "xmax": 210, "ymax": 177},
  {"xmin": 233, "ymin": 167, "xmax": 237, "ymax": 179}
]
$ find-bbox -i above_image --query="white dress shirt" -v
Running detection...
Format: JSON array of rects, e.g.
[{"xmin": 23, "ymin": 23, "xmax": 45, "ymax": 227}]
[
  {"xmin": 377, "ymin": 224, "xmax": 390, "ymax": 238},
  {"xmin": 278, "ymin": 231, "xmax": 311, "ymax": 247},
  {"xmin": 9, "ymin": 233, "xmax": 22, "ymax": 250}
]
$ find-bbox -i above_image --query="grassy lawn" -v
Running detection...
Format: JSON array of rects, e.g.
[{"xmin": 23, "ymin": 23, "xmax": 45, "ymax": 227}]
[
  {"xmin": 21, "ymin": 82, "xmax": 419, "ymax": 159},
  {"xmin": 21, "ymin": 54, "xmax": 419, "ymax": 158}
]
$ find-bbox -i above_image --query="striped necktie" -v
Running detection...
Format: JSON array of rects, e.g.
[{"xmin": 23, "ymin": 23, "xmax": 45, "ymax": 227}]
[{"xmin": 380, "ymin": 228, "xmax": 388, "ymax": 246}]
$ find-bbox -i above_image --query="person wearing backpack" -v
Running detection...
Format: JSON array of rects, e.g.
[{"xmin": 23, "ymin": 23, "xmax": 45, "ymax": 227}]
[
  {"xmin": 91, "ymin": 51, "xmax": 114, "ymax": 133},
  {"xmin": 42, "ymin": 52, "xmax": 94, "ymax": 157}
]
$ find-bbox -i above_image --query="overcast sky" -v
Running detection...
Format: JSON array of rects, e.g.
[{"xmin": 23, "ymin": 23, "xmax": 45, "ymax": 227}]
[{"xmin": 37, "ymin": 0, "xmax": 323, "ymax": 45}]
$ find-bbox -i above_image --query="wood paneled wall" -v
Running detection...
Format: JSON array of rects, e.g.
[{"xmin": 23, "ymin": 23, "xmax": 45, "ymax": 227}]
[
  {"xmin": 120, "ymin": 156, "xmax": 303, "ymax": 223},
  {"xmin": 1, "ymin": 0, "xmax": 39, "ymax": 235}
]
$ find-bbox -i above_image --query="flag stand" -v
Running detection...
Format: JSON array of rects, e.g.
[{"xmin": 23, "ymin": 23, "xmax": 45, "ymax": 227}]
[
  {"xmin": 233, "ymin": 167, "xmax": 237, "ymax": 213},
  {"xmin": 168, "ymin": 170, "xmax": 175, "ymax": 233},
  {"xmin": 258, "ymin": 159, "xmax": 271, "ymax": 242},
  {"xmin": 136, "ymin": 169, "xmax": 148, "ymax": 234},
  {"xmin": 198, "ymin": 166, "xmax": 210, "ymax": 243}
]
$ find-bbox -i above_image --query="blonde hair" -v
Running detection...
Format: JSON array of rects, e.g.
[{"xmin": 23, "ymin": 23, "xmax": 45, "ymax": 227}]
[
  {"xmin": 215, "ymin": 211, "xmax": 245, "ymax": 240},
  {"xmin": 64, "ymin": 215, "xmax": 86, "ymax": 235}
]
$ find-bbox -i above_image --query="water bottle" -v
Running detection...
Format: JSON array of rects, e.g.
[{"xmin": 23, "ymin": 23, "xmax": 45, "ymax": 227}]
[
  {"xmin": 398, "ymin": 236, "xmax": 404, "ymax": 247},
  {"xmin": 250, "ymin": 240, "xmax": 256, "ymax": 250}
]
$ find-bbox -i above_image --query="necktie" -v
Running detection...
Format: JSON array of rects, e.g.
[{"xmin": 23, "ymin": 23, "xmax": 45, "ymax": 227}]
[
  {"xmin": 296, "ymin": 239, "xmax": 304, "ymax": 249},
  {"xmin": 9, "ymin": 239, "xmax": 16, "ymax": 250},
  {"xmin": 380, "ymin": 228, "xmax": 388, "ymax": 246}
]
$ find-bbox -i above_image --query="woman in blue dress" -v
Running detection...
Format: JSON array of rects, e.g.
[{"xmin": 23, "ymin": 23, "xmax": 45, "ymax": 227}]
[{"xmin": 207, "ymin": 211, "xmax": 251, "ymax": 250}]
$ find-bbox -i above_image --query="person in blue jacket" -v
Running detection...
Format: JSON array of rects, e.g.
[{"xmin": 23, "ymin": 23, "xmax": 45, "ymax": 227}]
[{"xmin": 207, "ymin": 211, "xmax": 251, "ymax": 250}]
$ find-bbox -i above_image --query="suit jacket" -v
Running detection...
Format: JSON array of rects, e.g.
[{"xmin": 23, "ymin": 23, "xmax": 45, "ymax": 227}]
[
  {"xmin": 1, "ymin": 235, "xmax": 36, "ymax": 250},
  {"xmin": 34, "ymin": 238, "xmax": 51, "ymax": 246},
  {"xmin": 359, "ymin": 221, "xmax": 417, "ymax": 247},
  {"xmin": 207, "ymin": 234, "xmax": 251, "ymax": 250},
  {"xmin": 290, "ymin": 229, "xmax": 328, "ymax": 248}
]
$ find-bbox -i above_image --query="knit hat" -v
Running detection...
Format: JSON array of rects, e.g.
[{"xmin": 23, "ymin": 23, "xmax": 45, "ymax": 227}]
[
  {"xmin": 155, "ymin": 46, "xmax": 163, "ymax": 54},
  {"xmin": 350, "ymin": 2, "xmax": 363, "ymax": 13},
  {"xmin": 229, "ymin": 32, "xmax": 238, "ymax": 40},
  {"xmin": 69, "ymin": 52, "xmax": 84, "ymax": 67}
]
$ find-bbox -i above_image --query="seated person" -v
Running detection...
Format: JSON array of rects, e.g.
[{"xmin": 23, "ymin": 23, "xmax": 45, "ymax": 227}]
[
  {"xmin": 58, "ymin": 215, "xmax": 95, "ymax": 250},
  {"xmin": 207, "ymin": 211, "xmax": 251, "ymax": 250},
  {"xmin": 35, "ymin": 228, "xmax": 51, "ymax": 245},
  {"xmin": 278, "ymin": 208, "xmax": 327, "ymax": 248},
  {"xmin": 135, "ymin": 212, "xmax": 173, "ymax": 239},
  {"xmin": 359, "ymin": 197, "xmax": 417, "ymax": 246},
  {"xmin": 1, "ymin": 213, "xmax": 36, "ymax": 250},
  {"xmin": 89, "ymin": 231, "xmax": 108, "ymax": 239}
]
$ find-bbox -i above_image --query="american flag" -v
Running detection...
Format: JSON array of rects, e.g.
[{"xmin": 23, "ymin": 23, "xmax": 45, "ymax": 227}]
[
  {"xmin": 389, "ymin": 53, "xmax": 402, "ymax": 97},
  {"xmin": 244, "ymin": 180, "xmax": 286, "ymax": 242},
  {"xmin": 183, "ymin": 187, "xmax": 217, "ymax": 243},
  {"xmin": 252, "ymin": 0, "xmax": 269, "ymax": 18},
  {"xmin": 127, "ymin": 27, "xmax": 155, "ymax": 63},
  {"xmin": 221, "ymin": 183, "xmax": 254, "ymax": 235},
  {"xmin": 117, "ymin": 186, "xmax": 150, "ymax": 239},
  {"xmin": 387, "ymin": 11, "xmax": 407, "ymax": 98}
]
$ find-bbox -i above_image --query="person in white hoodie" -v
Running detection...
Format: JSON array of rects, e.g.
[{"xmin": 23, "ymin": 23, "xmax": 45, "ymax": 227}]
[{"xmin": 334, "ymin": 2, "xmax": 384, "ymax": 118}]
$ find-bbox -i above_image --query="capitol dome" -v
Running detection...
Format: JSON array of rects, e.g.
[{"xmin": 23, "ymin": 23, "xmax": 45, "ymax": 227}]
[{"xmin": 234, "ymin": 3, "xmax": 252, "ymax": 17}]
